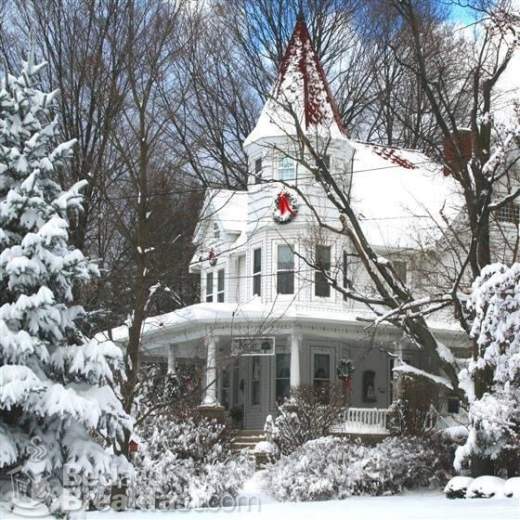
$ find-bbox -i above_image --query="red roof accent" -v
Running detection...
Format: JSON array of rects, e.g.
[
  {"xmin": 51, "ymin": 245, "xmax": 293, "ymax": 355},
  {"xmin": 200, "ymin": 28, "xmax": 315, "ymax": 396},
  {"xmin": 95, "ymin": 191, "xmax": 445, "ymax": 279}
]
[
  {"xmin": 275, "ymin": 16, "xmax": 347, "ymax": 135},
  {"xmin": 374, "ymin": 146, "xmax": 417, "ymax": 170}
]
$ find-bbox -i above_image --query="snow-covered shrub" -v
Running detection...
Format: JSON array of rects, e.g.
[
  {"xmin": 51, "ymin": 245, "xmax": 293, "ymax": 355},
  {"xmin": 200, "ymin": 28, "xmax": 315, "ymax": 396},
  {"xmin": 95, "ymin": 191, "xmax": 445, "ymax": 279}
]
[
  {"xmin": 264, "ymin": 384, "xmax": 343, "ymax": 455},
  {"xmin": 266, "ymin": 435, "xmax": 450, "ymax": 501},
  {"xmin": 444, "ymin": 476, "xmax": 473, "ymax": 498},
  {"xmin": 456, "ymin": 264, "xmax": 520, "ymax": 475},
  {"xmin": 503, "ymin": 477, "xmax": 520, "ymax": 497},
  {"xmin": 130, "ymin": 415, "xmax": 253, "ymax": 509},
  {"xmin": 466, "ymin": 476, "xmax": 506, "ymax": 498},
  {"xmin": 0, "ymin": 58, "xmax": 130, "ymax": 507}
]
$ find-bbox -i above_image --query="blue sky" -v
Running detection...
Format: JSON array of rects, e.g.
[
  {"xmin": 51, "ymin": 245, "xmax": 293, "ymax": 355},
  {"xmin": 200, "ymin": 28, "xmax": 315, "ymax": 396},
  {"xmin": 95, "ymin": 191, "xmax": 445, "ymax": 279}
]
[{"xmin": 449, "ymin": 4, "xmax": 478, "ymax": 24}]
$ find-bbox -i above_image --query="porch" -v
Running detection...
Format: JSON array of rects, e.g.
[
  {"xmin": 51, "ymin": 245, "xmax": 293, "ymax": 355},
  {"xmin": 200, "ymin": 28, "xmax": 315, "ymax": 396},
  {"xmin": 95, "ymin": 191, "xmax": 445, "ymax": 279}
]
[{"xmin": 120, "ymin": 302, "xmax": 464, "ymax": 433}]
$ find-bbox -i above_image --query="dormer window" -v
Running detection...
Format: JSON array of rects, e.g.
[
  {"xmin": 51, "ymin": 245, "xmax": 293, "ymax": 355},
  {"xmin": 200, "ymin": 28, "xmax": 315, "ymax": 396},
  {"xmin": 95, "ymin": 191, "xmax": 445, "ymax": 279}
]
[
  {"xmin": 279, "ymin": 156, "xmax": 296, "ymax": 182},
  {"xmin": 254, "ymin": 158, "xmax": 262, "ymax": 184},
  {"xmin": 213, "ymin": 223, "xmax": 220, "ymax": 240},
  {"xmin": 316, "ymin": 154, "xmax": 330, "ymax": 172}
]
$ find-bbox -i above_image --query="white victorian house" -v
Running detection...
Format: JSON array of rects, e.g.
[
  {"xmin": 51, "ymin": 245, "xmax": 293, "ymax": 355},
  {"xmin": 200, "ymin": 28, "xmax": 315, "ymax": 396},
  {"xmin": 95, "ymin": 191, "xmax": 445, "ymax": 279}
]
[{"xmin": 106, "ymin": 17, "xmax": 469, "ymax": 432}]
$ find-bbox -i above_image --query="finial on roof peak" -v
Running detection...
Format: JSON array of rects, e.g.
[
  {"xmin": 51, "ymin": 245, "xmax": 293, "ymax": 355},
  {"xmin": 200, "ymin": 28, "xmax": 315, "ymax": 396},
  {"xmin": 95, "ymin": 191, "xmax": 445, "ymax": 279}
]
[{"xmin": 296, "ymin": 7, "xmax": 305, "ymax": 23}]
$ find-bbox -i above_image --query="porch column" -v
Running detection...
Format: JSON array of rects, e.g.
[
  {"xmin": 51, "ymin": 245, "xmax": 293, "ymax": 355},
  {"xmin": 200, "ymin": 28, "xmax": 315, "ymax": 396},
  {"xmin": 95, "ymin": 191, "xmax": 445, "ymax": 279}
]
[
  {"xmin": 202, "ymin": 335, "xmax": 219, "ymax": 406},
  {"xmin": 167, "ymin": 344, "xmax": 176, "ymax": 374},
  {"xmin": 290, "ymin": 333, "xmax": 302, "ymax": 390}
]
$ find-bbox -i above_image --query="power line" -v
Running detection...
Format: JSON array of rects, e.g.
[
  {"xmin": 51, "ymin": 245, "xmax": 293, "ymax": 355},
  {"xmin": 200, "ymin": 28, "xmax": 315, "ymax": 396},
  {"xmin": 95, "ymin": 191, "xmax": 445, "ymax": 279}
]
[{"xmin": 100, "ymin": 158, "xmax": 441, "ymax": 202}]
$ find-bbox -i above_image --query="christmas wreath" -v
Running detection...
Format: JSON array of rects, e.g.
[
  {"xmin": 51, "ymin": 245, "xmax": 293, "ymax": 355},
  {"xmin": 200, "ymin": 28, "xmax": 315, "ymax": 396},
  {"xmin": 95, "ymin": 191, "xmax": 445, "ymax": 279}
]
[{"xmin": 273, "ymin": 190, "xmax": 298, "ymax": 224}]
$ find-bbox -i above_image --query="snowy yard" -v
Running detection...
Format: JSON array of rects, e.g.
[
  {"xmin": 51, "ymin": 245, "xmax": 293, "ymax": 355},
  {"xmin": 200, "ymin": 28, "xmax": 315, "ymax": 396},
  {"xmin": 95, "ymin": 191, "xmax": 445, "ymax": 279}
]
[
  {"xmin": 65, "ymin": 493, "xmax": 520, "ymax": 520},
  {"xmin": 2, "ymin": 472, "xmax": 519, "ymax": 520}
]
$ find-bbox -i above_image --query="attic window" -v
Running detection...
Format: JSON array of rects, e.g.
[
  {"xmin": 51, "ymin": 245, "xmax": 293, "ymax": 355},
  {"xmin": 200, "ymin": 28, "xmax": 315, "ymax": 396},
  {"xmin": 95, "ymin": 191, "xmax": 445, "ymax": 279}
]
[
  {"xmin": 495, "ymin": 203, "xmax": 519, "ymax": 225},
  {"xmin": 316, "ymin": 155, "xmax": 330, "ymax": 172},
  {"xmin": 213, "ymin": 223, "xmax": 220, "ymax": 240},
  {"xmin": 279, "ymin": 156, "xmax": 296, "ymax": 182}
]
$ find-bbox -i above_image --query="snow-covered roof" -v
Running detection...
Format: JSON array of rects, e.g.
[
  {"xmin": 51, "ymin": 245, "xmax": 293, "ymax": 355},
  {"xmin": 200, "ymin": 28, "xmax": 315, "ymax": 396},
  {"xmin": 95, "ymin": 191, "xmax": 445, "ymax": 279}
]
[
  {"xmin": 97, "ymin": 301, "xmax": 464, "ymax": 348},
  {"xmin": 198, "ymin": 189, "xmax": 248, "ymax": 236},
  {"xmin": 350, "ymin": 142, "xmax": 463, "ymax": 248},
  {"xmin": 243, "ymin": 15, "xmax": 347, "ymax": 148}
]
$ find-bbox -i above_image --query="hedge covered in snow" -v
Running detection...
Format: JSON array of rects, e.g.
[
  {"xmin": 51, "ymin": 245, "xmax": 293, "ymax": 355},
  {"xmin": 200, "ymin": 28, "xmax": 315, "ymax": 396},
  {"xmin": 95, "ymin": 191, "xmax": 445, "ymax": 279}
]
[
  {"xmin": 129, "ymin": 416, "xmax": 254, "ymax": 509},
  {"xmin": 266, "ymin": 436, "xmax": 451, "ymax": 501}
]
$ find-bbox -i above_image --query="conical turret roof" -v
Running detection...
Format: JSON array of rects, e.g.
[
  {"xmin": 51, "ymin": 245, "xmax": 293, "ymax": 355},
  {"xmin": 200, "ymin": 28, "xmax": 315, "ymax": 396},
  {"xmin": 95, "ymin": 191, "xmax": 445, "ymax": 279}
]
[{"xmin": 244, "ymin": 14, "xmax": 348, "ymax": 147}]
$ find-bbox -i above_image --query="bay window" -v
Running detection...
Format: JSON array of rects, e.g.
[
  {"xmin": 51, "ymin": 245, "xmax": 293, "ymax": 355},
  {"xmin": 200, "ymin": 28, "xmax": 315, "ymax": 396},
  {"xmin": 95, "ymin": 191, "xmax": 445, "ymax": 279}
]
[
  {"xmin": 277, "ymin": 244, "xmax": 294, "ymax": 295},
  {"xmin": 253, "ymin": 248, "xmax": 262, "ymax": 296},
  {"xmin": 315, "ymin": 245, "xmax": 331, "ymax": 297}
]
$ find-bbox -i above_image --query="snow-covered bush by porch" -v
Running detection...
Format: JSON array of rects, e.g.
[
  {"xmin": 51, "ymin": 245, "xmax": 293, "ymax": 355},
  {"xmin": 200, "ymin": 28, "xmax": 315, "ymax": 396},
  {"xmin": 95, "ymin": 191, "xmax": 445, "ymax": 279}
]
[
  {"xmin": 0, "ymin": 58, "xmax": 129, "ymax": 497},
  {"xmin": 130, "ymin": 416, "xmax": 253, "ymax": 509},
  {"xmin": 266, "ymin": 436, "xmax": 451, "ymax": 501},
  {"xmin": 455, "ymin": 263, "xmax": 520, "ymax": 474},
  {"xmin": 264, "ymin": 384, "xmax": 343, "ymax": 455}
]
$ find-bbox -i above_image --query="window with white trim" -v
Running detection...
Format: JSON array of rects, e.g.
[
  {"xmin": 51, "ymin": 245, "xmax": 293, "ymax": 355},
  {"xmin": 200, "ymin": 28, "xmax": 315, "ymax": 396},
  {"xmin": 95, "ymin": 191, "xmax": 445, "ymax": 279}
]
[
  {"xmin": 315, "ymin": 245, "xmax": 331, "ymax": 297},
  {"xmin": 206, "ymin": 272, "xmax": 213, "ymax": 302},
  {"xmin": 254, "ymin": 158, "xmax": 262, "ymax": 184},
  {"xmin": 253, "ymin": 248, "xmax": 262, "ymax": 296},
  {"xmin": 275, "ymin": 353, "xmax": 290, "ymax": 403},
  {"xmin": 278, "ymin": 156, "xmax": 296, "ymax": 182},
  {"xmin": 277, "ymin": 244, "xmax": 294, "ymax": 294},
  {"xmin": 212, "ymin": 222, "xmax": 220, "ymax": 240},
  {"xmin": 496, "ymin": 202, "xmax": 520, "ymax": 224},
  {"xmin": 217, "ymin": 269, "xmax": 225, "ymax": 302},
  {"xmin": 393, "ymin": 260, "xmax": 407, "ymax": 283},
  {"xmin": 343, "ymin": 250, "xmax": 350, "ymax": 301}
]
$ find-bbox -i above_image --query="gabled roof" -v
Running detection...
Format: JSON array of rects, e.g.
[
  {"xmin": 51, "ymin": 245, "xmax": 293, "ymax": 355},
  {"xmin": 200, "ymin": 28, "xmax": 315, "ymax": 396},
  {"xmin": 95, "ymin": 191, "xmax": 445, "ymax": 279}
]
[
  {"xmin": 193, "ymin": 189, "xmax": 248, "ymax": 243},
  {"xmin": 243, "ymin": 15, "xmax": 348, "ymax": 147},
  {"xmin": 349, "ymin": 142, "xmax": 463, "ymax": 248}
]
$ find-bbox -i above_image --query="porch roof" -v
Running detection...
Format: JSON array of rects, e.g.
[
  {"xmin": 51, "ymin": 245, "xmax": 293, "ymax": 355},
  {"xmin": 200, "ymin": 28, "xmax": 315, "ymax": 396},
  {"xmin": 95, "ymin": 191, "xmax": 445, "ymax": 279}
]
[{"xmin": 96, "ymin": 300, "xmax": 465, "ymax": 354}]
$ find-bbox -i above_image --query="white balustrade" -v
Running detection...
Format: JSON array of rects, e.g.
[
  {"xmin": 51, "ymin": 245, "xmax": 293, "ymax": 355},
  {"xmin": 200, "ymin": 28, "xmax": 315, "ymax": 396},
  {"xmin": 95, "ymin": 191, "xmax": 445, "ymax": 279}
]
[{"xmin": 331, "ymin": 407, "xmax": 390, "ymax": 435}]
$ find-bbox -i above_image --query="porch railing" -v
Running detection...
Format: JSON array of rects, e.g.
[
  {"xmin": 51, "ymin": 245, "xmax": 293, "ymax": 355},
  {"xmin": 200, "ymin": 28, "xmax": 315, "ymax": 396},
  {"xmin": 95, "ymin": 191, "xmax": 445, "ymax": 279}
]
[{"xmin": 331, "ymin": 407, "xmax": 390, "ymax": 435}]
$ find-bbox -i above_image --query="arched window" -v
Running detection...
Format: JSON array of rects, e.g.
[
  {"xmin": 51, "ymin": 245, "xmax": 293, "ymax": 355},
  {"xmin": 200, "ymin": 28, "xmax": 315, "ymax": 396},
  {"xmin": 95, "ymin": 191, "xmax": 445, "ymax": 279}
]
[{"xmin": 362, "ymin": 370, "xmax": 376, "ymax": 403}]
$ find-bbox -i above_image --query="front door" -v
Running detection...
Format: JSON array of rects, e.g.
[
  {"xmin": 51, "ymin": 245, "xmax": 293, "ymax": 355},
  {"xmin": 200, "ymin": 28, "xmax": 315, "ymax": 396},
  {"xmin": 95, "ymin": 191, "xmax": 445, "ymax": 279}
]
[{"xmin": 242, "ymin": 355, "xmax": 271, "ymax": 430}]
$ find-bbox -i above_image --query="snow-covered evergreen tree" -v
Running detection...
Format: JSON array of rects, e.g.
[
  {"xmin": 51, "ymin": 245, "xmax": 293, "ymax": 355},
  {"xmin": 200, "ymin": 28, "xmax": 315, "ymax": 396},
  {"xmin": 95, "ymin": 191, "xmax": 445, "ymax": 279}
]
[
  {"xmin": 0, "ymin": 57, "xmax": 130, "ymax": 501},
  {"xmin": 455, "ymin": 263, "xmax": 520, "ymax": 475}
]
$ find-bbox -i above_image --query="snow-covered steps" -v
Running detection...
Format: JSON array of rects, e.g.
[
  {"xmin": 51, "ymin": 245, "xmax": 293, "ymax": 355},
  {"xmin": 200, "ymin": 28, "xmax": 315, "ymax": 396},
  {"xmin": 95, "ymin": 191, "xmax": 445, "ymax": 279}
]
[{"xmin": 231, "ymin": 430, "xmax": 266, "ymax": 451}]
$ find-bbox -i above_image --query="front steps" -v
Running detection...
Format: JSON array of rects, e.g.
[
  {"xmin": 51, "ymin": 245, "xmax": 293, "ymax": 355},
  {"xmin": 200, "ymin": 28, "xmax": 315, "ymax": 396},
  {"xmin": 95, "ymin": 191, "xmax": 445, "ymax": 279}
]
[{"xmin": 231, "ymin": 429, "xmax": 266, "ymax": 452}]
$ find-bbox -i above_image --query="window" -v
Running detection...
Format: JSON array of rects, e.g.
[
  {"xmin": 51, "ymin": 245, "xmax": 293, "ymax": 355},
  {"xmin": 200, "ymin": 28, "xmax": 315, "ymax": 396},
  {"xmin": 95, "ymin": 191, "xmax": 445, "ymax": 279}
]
[
  {"xmin": 277, "ymin": 244, "xmax": 294, "ymax": 294},
  {"xmin": 313, "ymin": 353, "xmax": 331, "ymax": 402},
  {"xmin": 393, "ymin": 260, "xmax": 407, "ymax": 282},
  {"xmin": 212, "ymin": 222, "xmax": 220, "ymax": 240},
  {"xmin": 447, "ymin": 397, "xmax": 460, "ymax": 414},
  {"xmin": 251, "ymin": 356, "xmax": 261, "ymax": 405},
  {"xmin": 342, "ymin": 251, "xmax": 350, "ymax": 301},
  {"xmin": 315, "ymin": 245, "xmax": 331, "ymax": 297},
  {"xmin": 316, "ymin": 154, "xmax": 330, "ymax": 171},
  {"xmin": 253, "ymin": 248, "xmax": 262, "ymax": 296},
  {"xmin": 254, "ymin": 158, "xmax": 262, "ymax": 184},
  {"xmin": 275, "ymin": 353, "xmax": 291, "ymax": 403},
  {"xmin": 217, "ymin": 269, "xmax": 225, "ymax": 302},
  {"xmin": 362, "ymin": 370, "xmax": 376, "ymax": 403},
  {"xmin": 205, "ymin": 272, "xmax": 213, "ymax": 302},
  {"xmin": 221, "ymin": 368, "xmax": 230, "ymax": 409},
  {"xmin": 496, "ymin": 203, "xmax": 520, "ymax": 224},
  {"xmin": 278, "ymin": 156, "xmax": 295, "ymax": 182}
]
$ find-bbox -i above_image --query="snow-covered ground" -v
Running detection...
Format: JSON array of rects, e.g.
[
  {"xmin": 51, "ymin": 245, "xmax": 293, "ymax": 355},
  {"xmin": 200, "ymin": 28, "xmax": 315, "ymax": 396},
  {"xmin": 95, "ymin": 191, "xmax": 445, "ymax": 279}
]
[
  {"xmin": 2, "ymin": 472, "xmax": 519, "ymax": 520},
  {"xmin": 66, "ymin": 493, "xmax": 519, "ymax": 520}
]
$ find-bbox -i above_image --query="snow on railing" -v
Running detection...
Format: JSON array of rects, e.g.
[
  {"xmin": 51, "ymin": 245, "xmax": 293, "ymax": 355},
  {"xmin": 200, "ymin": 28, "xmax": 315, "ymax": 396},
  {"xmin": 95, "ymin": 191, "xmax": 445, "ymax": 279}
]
[{"xmin": 331, "ymin": 407, "xmax": 390, "ymax": 435}]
